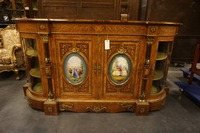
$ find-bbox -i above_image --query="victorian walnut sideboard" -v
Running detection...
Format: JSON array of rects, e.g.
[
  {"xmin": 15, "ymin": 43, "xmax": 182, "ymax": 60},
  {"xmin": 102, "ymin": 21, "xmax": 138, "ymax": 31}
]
[{"xmin": 14, "ymin": 18, "xmax": 181, "ymax": 116}]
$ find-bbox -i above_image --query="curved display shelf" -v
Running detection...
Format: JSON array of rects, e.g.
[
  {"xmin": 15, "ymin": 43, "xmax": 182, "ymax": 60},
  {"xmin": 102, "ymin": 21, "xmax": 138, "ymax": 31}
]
[
  {"xmin": 156, "ymin": 52, "xmax": 167, "ymax": 61},
  {"xmin": 33, "ymin": 8, "xmax": 38, "ymax": 11},
  {"xmin": 26, "ymin": 47, "xmax": 38, "ymax": 57},
  {"xmin": 30, "ymin": 67, "xmax": 41, "ymax": 78},
  {"xmin": 153, "ymin": 70, "xmax": 164, "ymax": 80},
  {"xmin": 33, "ymin": 83, "xmax": 43, "ymax": 93},
  {"xmin": 151, "ymin": 85, "xmax": 159, "ymax": 94}
]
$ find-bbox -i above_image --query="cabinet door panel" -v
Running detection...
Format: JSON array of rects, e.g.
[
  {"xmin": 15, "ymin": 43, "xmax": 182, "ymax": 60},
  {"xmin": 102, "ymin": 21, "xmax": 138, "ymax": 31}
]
[
  {"xmin": 99, "ymin": 36, "xmax": 145, "ymax": 100},
  {"xmin": 21, "ymin": 34, "xmax": 48, "ymax": 98},
  {"xmin": 54, "ymin": 35, "xmax": 97, "ymax": 99}
]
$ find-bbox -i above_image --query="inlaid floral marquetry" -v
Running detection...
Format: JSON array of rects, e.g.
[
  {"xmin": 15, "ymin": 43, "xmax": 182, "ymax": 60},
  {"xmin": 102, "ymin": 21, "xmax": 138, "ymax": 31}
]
[
  {"xmin": 62, "ymin": 78, "xmax": 89, "ymax": 93},
  {"xmin": 76, "ymin": 43, "xmax": 90, "ymax": 60},
  {"xmin": 60, "ymin": 43, "xmax": 72, "ymax": 58},
  {"xmin": 106, "ymin": 79, "xmax": 132, "ymax": 93},
  {"xmin": 59, "ymin": 41, "xmax": 90, "ymax": 60},
  {"xmin": 159, "ymin": 26, "xmax": 176, "ymax": 34},
  {"xmin": 124, "ymin": 44, "xmax": 137, "ymax": 57},
  {"xmin": 53, "ymin": 24, "xmax": 146, "ymax": 35}
]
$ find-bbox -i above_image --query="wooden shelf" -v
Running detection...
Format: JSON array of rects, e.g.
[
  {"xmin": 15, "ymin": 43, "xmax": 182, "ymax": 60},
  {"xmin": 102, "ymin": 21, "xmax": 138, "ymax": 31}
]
[
  {"xmin": 30, "ymin": 67, "xmax": 40, "ymax": 78},
  {"xmin": 153, "ymin": 70, "xmax": 164, "ymax": 80},
  {"xmin": 151, "ymin": 85, "xmax": 159, "ymax": 94},
  {"xmin": 26, "ymin": 47, "xmax": 38, "ymax": 57},
  {"xmin": 33, "ymin": 83, "xmax": 43, "ymax": 93},
  {"xmin": 156, "ymin": 52, "xmax": 167, "ymax": 61}
]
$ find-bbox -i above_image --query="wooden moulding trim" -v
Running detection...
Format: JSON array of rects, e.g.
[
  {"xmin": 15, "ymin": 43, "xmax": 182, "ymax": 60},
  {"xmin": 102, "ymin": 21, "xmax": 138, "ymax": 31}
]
[
  {"xmin": 56, "ymin": 99, "xmax": 138, "ymax": 103},
  {"xmin": 26, "ymin": 89, "xmax": 47, "ymax": 102},
  {"xmin": 146, "ymin": 91, "xmax": 166, "ymax": 103},
  {"xmin": 13, "ymin": 18, "xmax": 182, "ymax": 26}
]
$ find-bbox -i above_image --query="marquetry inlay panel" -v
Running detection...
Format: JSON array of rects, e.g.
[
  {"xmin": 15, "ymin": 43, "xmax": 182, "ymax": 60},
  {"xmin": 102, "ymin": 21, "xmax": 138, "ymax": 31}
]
[
  {"xmin": 56, "ymin": 38, "xmax": 94, "ymax": 97},
  {"xmin": 158, "ymin": 26, "xmax": 177, "ymax": 35},
  {"xmin": 103, "ymin": 40, "xmax": 140, "ymax": 96},
  {"xmin": 62, "ymin": 78, "xmax": 89, "ymax": 92},
  {"xmin": 51, "ymin": 24, "xmax": 146, "ymax": 35}
]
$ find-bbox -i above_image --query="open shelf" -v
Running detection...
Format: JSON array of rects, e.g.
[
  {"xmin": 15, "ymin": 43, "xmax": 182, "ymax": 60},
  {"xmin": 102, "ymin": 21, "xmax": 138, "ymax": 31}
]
[
  {"xmin": 33, "ymin": 83, "xmax": 43, "ymax": 93},
  {"xmin": 26, "ymin": 47, "xmax": 38, "ymax": 57},
  {"xmin": 156, "ymin": 52, "xmax": 167, "ymax": 61},
  {"xmin": 151, "ymin": 85, "xmax": 159, "ymax": 94},
  {"xmin": 153, "ymin": 70, "xmax": 164, "ymax": 80},
  {"xmin": 29, "ymin": 67, "xmax": 40, "ymax": 78}
]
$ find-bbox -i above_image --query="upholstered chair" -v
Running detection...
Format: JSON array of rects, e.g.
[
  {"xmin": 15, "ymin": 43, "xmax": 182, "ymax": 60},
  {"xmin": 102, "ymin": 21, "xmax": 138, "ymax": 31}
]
[{"xmin": 0, "ymin": 24, "xmax": 23, "ymax": 79}]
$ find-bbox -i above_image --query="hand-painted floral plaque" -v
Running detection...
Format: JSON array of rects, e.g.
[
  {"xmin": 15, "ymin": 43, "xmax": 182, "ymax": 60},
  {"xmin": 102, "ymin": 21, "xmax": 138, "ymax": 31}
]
[
  {"xmin": 64, "ymin": 54, "xmax": 86, "ymax": 85},
  {"xmin": 109, "ymin": 54, "xmax": 131, "ymax": 85}
]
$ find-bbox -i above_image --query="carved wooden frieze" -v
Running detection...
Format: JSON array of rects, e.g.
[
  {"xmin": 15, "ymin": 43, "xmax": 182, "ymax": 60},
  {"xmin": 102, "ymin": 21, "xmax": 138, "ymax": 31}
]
[
  {"xmin": 107, "ymin": 43, "xmax": 121, "ymax": 58},
  {"xmin": 124, "ymin": 44, "xmax": 136, "ymax": 57},
  {"xmin": 59, "ymin": 40, "xmax": 90, "ymax": 59},
  {"xmin": 52, "ymin": 24, "xmax": 146, "ymax": 35},
  {"xmin": 106, "ymin": 79, "xmax": 132, "ymax": 93},
  {"xmin": 158, "ymin": 26, "xmax": 177, "ymax": 35},
  {"xmin": 76, "ymin": 43, "xmax": 89, "ymax": 59},
  {"xmin": 60, "ymin": 43, "xmax": 72, "ymax": 58},
  {"xmin": 62, "ymin": 78, "xmax": 90, "ymax": 93}
]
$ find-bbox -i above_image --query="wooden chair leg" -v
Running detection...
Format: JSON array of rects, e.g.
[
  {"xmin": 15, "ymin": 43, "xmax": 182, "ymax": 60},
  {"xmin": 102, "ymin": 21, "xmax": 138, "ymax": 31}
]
[
  {"xmin": 14, "ymin": 69, "xmax": 20, "ymax": 80},
  {"xmin": 188, "ymin": 43, "xmax": 200, "ymax": 85},
  {"xmin": 188, "ymin": 72, "xmax": 194, "ymax": 85}
]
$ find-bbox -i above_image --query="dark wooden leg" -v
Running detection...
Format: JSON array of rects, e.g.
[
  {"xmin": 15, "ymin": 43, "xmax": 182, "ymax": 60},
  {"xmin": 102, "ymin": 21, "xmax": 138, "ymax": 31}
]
[{"xmin": 188, "ymin": 71, "xmax": 194, "ymax": 85}]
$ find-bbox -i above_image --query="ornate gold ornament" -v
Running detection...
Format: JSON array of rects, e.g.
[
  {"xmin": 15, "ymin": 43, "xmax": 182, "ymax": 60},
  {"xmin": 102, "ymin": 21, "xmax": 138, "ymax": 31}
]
[
  {"xmin": 59, "ymin": 104, "xmax": 74, "ymax": 111},
  {"xmin": 71, "ymin": 47, "xmax": 79, "ymax": 53},
  {"xmin": 40, "ymin": 34, "xmax": 48, "ymax": 43},
  {"xmin": 150, "ymin": 27, "xmax": 156, "ymax": 33},
  {"xmin": 118, "ymin": 48, "xmax": 126, "ymax": 54},
  {"xmin": 47, "ymin": 107, "xmax": 53, "ymax": 113},
  {"xmin": 147, "ymin": 36, "xmax": 155, "ymax": 45},
  {"xmin": 139, "ymin": 108, "xmax": 146, "ymax": 113},
  {"xmin": 86, "ymin": 105, "xmax": 107, "ymax": 112},
  {"xmin": 39, "ymin": 25, "xmax": 46, "ymax": 30},
  {"xmin": 121, "ymin": 104, "xmax": 136, "ymax": 112}
]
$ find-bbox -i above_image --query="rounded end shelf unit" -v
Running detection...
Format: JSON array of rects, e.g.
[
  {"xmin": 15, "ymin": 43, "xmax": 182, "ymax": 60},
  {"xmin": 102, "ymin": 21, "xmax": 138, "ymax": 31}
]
[
  {"xmin": 14, "ymin": 18, "xmax": 182, "ymax": 116},
  {"xmin": 24, "ymin": 38, "xmax": 43, "ymax": 95},
  {"xmin": 151, "ymin": 42, "xmax": 173, "ymax": 95}
]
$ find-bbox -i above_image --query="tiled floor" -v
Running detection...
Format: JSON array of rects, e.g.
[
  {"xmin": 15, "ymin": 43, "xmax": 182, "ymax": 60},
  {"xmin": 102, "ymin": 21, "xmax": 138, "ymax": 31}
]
[{"xmin": 0, "ymin": 66, "xmax": 200, "ymax": 133}]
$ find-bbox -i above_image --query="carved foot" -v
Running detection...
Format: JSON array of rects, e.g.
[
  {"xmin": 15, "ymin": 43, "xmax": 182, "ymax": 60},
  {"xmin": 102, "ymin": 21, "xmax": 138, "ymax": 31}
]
[{"xmin": 14, "ymin": 69, "xmax": 20, "ymax": 80}]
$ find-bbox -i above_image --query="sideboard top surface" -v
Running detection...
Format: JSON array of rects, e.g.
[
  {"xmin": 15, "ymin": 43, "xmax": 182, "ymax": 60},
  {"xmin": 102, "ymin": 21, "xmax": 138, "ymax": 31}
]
[
  {"xmin": 13, "ymin": 18, "xmax": 182, "ymax": 36},
  {"xmin": 13, "ymin": 18, "xmax": 182, "ymax": 26}
]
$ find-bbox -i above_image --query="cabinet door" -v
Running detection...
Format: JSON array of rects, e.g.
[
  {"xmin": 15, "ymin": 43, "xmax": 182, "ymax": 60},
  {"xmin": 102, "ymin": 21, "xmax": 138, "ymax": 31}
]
[
  {"xmin": 52, "ymin": 35, "xmax": 97, "ymax": 99},
  {"xmin": 99, "ymin": 36, "xmax": 146, "ymax": 100},
  {"xmin": 148, "ymin": 37, "xmax": 174, "ymax": 96},
  {"xmin": 21, "ymin": 33, "xmax": 48, "ymax": 97}
]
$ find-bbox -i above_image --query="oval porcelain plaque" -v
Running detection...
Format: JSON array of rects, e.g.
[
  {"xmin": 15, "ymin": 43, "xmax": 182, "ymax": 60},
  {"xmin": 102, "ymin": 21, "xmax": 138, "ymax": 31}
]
[
  {"xmin": 64, "ymin": 54, "xmax": 87, "ymax": 85},
  {"xmin": 108, "ymin": 54, "xmax": 131, "ymax": 85}
]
